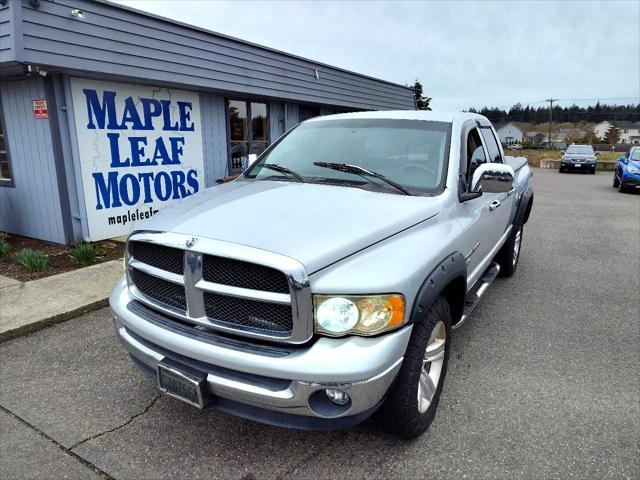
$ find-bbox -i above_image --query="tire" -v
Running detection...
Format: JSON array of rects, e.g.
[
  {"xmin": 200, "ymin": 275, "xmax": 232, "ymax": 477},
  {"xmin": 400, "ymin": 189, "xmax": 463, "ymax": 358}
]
[
  {"xmin": 379, "ymin": 296, "xmax": 451, "ymax": 439},
  {"xmin": 618, "ymin": 181, "xmax": 627, "ymax": 193},
  {"xmin": 495, "ymin": 223, "xmax": 523, "ymax": 277},
  {"xmin": 613, "ymin": 174, "xmax": 620, "ymax": 188},
  {"xmin": 559, "ymin": 167, "xmax": 564, "ymax": 173},
  {"xmin": 590, "ymin": 168, "xmax": 596, "ymax": 175}
]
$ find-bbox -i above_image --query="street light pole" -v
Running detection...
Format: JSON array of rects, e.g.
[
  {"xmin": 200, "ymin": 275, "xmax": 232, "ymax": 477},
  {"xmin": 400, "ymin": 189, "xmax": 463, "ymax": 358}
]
[{"xmin": 546, "ymin": 98, "xmax": 557, "ymax": 149}]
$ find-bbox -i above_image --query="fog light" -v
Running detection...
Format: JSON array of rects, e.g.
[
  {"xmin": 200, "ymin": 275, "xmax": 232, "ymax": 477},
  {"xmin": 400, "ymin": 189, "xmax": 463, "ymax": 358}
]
[{"xmin": 325, "ymin": 389, "xmax": 350, "ymax": 406}]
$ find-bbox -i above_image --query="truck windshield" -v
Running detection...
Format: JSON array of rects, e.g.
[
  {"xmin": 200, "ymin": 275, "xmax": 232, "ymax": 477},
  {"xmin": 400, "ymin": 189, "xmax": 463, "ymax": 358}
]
[{"xmin": 244, "ymin": 118, "xmax": 451, "ymax": 195}]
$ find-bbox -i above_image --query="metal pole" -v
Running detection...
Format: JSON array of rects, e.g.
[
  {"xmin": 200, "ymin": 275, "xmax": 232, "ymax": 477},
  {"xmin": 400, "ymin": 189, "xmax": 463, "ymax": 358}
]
[{"xmin": 546, "ymin": 98, "xmax": 557, "ymax": 149}]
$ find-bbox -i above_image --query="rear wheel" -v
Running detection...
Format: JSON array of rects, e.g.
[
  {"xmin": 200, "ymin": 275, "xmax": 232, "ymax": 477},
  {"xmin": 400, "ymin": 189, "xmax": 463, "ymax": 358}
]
[
  {"xmin": 495, "ymin": 223, "xmax": 523, "ymax": 277},
  {"xmin": 380, "ymin": 296, "xmax": 451, "ymax": 439}
]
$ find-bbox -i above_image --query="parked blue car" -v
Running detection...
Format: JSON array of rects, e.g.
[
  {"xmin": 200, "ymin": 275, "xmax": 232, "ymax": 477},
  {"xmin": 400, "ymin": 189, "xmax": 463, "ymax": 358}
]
[{"xmin": 613, "ymin": 146, "xmax": 640, "ymax": 193}]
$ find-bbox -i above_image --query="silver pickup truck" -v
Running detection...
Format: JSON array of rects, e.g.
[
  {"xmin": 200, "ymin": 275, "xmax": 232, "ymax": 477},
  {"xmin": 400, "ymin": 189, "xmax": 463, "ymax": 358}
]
[{"xmin": 110, "ymin": 111, "xmax": 533, "ymax": 438}]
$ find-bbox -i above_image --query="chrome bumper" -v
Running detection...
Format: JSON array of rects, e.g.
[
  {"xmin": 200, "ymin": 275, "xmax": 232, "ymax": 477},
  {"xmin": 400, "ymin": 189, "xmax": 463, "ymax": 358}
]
[{"xmin": 110, "ymin": 277, "xmax": 412, "ymax": 423}]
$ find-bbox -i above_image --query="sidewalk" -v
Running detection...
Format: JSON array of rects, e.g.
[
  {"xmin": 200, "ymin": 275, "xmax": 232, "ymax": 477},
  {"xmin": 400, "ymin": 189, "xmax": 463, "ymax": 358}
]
[{"xmin": 0, "ymin": 260, "xmax": 123, "ymax": 342}]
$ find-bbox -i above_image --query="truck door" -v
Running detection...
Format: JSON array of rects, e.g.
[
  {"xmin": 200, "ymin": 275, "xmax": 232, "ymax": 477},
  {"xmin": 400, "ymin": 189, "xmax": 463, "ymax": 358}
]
[
  {"xmin": 477, "ymin": 125, "xmax": 515, "ymax": 257},
  {"xmin": 457, "ymin": 125, "xmax": 514, "ymax": 287}
]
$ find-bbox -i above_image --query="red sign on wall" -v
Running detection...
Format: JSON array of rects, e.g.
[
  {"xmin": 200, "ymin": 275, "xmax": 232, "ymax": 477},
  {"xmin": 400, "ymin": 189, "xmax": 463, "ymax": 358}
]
[{"xmin": 33, "ymin": 99, "xmax": 48, "ymax": 119}]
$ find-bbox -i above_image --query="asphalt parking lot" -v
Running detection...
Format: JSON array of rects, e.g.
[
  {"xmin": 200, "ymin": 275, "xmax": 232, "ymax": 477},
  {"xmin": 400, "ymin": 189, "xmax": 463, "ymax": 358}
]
[{"xmin": 1, "ymin": 168, "xmax": 638, "ymax": 480}]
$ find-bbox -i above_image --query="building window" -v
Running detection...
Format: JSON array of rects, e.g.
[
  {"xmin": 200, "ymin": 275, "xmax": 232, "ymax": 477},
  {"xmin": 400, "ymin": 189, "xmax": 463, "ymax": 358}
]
[
  {"xmin": 228, "ymin": 99, "xmax": 269, "ymax": 172},
  {"xmin": 0, "ymin": 114, "xmax": 13, "ymax": 185}
]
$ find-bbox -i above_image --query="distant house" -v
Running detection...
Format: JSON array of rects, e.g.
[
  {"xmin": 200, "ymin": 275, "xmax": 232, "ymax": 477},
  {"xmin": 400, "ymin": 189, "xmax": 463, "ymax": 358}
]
[
  {"xmin": 594, "ymin": 121, "xmax": 640, "ymax": 144},
  {"xmin": 493, "ymin": 122, "xmax": 523, "ymax": 145},
  {"xmin": 525, "ymin": 131, "xmax": 545, "ymax": 146}
]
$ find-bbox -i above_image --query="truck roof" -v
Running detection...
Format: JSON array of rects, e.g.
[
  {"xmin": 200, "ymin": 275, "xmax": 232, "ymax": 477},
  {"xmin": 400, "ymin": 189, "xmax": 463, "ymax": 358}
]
[{"xmin": 308, "ymin": 110, "xmax": 485, "ymax": 124}]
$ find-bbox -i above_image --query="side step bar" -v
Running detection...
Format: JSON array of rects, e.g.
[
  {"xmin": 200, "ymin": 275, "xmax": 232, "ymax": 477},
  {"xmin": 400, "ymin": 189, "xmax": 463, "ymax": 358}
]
[{"xmin": 452, "ymin": 262, "xmax": 500, "ymax": 330}]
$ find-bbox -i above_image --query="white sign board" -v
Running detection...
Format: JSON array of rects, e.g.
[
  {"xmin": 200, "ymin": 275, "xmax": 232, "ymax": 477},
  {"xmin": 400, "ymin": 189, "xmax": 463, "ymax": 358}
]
[{"xmin": 70, "ymin": 78, "xmax": 205, "ymax": 240}]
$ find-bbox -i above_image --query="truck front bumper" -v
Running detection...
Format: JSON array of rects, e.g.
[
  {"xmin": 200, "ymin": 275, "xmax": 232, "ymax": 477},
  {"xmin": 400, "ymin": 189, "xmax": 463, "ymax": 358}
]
[{"xmin": 110, "ymin": 277, "xmax": 412, "ymax": 430}]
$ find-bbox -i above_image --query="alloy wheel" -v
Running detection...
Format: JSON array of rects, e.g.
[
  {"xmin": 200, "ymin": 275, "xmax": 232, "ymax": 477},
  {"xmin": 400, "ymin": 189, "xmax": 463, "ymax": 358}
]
[
  {"xmin": 513, "ymin": 228, "xmax": 522, "ymax": 266},
  {"xmin": 417, "ymin": 320, "xmax": 446, "ymax": 413}
]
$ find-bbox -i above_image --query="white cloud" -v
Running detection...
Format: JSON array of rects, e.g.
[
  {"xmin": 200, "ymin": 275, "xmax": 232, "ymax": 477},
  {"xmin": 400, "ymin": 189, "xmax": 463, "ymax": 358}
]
[{"xmin": 113, "ymin": 0, "xmax": 640, "ymax": 111}]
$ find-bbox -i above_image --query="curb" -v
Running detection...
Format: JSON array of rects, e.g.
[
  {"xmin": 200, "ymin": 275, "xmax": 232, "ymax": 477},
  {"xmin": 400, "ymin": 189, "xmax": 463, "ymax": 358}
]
[{"xmin": 0, "ymin": 298, "xmax": 109, "ymax": 343}]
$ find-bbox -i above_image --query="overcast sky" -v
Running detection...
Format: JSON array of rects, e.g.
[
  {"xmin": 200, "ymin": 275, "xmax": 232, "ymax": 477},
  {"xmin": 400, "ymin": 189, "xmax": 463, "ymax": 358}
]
[{"xmin": 113, "ymin": 0, "xmax": 640, "ymax": 111}]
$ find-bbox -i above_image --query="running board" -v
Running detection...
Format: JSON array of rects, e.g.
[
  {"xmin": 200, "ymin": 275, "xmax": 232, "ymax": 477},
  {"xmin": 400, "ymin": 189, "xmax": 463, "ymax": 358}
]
[{"xmin": 452, "ymin": 262, "xmax": 500, "ymax": 330}]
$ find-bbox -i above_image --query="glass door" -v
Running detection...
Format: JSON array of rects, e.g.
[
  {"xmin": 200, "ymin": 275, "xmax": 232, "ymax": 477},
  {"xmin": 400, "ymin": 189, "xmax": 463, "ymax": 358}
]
[{"xmin": 228, "ymin": 99, "xmax": 269, "ymax": 173}]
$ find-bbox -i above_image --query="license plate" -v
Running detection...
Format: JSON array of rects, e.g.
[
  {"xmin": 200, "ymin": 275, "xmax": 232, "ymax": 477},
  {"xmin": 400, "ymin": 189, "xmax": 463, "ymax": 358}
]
[
  {"xmin": 575, "ymin": 164, "xmax": 581, "ymax": 167},
  {"xmin": 157, "ymin": 362, "xmax": 206, "ymax": 409}
]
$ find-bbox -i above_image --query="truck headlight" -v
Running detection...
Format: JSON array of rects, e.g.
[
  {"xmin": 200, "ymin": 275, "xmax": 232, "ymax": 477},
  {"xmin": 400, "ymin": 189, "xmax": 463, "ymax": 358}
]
[
  {"xmin": 628, "ymin": 166, "xmax": 640, "ymax": 174},
  {"xmin": 314, "ymin": 294, "xmax": 405, "ymax": 336}
]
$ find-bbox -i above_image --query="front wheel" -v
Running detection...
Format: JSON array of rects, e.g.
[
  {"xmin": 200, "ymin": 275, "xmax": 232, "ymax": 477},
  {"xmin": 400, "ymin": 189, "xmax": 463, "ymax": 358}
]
[
  {"xmin": 495, "ymin": 224, "xmax": 523, "ymax": 277},
  {"xmin": 613, "ymin": 174, "xmax": 620, "ymax": 188},
  {"xmin": 379, "ymin": 296, "xmax": 451, "ymax": 439},
  {"xmin": 618, "ymin": 181, "xmax": 627, "ymax": 193}
]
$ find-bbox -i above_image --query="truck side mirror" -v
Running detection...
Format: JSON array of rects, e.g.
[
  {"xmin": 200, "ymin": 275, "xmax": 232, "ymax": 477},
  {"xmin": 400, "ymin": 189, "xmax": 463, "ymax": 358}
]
[
  {"xmin": 247, "ymin": 154, "xmax": 258, "ymax": 167},
  {"xmin": 471, "ymin": 163, "xmax": 515, "ymax": 193}
]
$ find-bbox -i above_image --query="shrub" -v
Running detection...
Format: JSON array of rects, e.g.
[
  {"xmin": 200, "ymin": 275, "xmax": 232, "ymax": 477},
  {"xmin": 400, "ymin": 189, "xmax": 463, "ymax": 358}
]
[
  {"xmin": 72, "ymin": 242, "xmax": 96, "ymax": 265},
  {"xmin": 17, "ymin": 248, "xmax": 49, "ymax": 272},
  {"xmin": 0, "ymin": 233, "xmax": 7, "ymax": 260}
]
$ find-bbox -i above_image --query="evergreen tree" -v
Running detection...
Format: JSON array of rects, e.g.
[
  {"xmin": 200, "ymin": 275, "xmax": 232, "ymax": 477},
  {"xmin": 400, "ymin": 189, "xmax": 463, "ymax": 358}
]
[
  {"xmin": 604, "ymin": 124, "xmax": 621, "ymax": 144},
  {"xmin": 411, "ymin": 81, "xmax": 432, "ymax": 110}
]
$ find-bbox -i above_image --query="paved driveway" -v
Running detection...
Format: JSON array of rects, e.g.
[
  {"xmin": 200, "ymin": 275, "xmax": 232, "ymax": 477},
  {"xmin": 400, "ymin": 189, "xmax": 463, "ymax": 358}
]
[{"xmin": 1, "ymin": 169, "xmax": 638, "ymax": 480}]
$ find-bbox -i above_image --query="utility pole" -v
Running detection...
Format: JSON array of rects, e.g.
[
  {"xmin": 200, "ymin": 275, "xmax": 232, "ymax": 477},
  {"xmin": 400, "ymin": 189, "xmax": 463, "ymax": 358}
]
[{"xmin": 546, "ymin": 98, "xmax": 557, "ymax": 149}]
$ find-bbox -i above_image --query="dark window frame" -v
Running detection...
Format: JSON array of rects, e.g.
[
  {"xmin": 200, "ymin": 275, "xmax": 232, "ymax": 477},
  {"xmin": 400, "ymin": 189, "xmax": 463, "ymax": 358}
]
[
  {"xmin": 0, "ymin": 95, "xmax": 15, "ymax": 187},
  {"xmin": 479, "ymin": 126, "xmax": 503, "ymax": 163},
  {"xmin": 225, "ymin": 98, "xmax": 270, "ymax": 174}
]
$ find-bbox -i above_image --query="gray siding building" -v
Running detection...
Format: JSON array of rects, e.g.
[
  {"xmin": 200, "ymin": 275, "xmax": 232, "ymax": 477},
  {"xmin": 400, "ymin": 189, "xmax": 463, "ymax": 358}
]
[{"xmin": 0, "ymin": 0, "xmax": 415, "ymax": 244}]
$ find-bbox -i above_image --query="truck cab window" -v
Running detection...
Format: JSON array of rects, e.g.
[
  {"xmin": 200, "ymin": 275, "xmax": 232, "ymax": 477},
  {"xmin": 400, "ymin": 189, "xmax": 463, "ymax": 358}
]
[
  {"xmin": 479, "ymin": 127, "xmax": 502, "ymax": 163},
  {"xmin": 465, "ymin": 128, "xmax": 486, "ymax": 189}
]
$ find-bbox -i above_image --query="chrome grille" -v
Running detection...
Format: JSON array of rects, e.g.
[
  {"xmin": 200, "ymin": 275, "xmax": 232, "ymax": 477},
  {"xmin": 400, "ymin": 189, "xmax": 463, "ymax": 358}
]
[
  {"xmin": 202, "ymin": 255, "xmax": 289, "ymax": 293},
  {"xmin": 129, "ymin": 241, "xmax": 183, "ymax": 274},
  {"xmin": 125, "ymin": 233, "xmax": 312, "ymax": 343},
  {"xmin": 203, "ymin": 292, "xmax": 292, "ymax": 335},
  {"xmin": 130, "ymin": 269, "xmax": 187, "ymax": 312}
]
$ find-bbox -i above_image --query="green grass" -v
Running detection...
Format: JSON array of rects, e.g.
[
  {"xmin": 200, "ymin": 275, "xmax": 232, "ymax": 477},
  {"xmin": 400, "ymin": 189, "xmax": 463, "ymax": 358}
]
[
  {"xmin": 0, "ymin": 233, "xmax": 8, "ymax": 260},
  {"xmin": 71, "ymin": 242, "xmax": 96, "ymax": 265},
  {"xmin": 17, "ymin": 248, "xmax": 49, "ymax": 272}
]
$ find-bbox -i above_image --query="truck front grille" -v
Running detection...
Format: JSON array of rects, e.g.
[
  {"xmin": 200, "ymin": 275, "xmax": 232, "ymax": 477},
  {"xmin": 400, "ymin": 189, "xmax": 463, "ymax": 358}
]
[
  {"xmin": 202, "ymin": 255, "xmax": 289, "ymax": 293},
  {"xmin": 125, "ymin": 234, "xmax": 310, "ymax": 343},
  {"xmin": 130, "ymin": 269, "xmax": 187, "ymax": 312},
  {"xmin": 203, "ymin": 292, "xmax": 292, "ymax": 335},
  {"xmin": 129, "ymin": 241, "xmax": 183, "ymax": 274}
]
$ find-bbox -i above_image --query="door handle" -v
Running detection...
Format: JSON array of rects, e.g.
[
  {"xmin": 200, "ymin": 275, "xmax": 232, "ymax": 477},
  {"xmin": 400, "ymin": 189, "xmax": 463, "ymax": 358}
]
[{"xmin": 489, "ymin": 200, "xmax": 501, "ymax": 211}]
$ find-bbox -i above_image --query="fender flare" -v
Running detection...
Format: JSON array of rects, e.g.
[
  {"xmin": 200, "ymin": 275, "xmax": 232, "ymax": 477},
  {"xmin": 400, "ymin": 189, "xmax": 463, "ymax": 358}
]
[
  {"xmin": 515, "ymin": 187, "xmax": 534, "ymax": 225},
  {"xmin": 408, "ymin": 252, "xmax": 467, "ymax": 324}
]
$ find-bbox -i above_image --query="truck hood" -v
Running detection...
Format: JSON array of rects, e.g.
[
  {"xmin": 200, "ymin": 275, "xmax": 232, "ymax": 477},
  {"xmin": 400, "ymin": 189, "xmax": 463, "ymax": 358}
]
[{"xmin": 140, "ymin": 180, "xmax": 442, "ymax": 273}]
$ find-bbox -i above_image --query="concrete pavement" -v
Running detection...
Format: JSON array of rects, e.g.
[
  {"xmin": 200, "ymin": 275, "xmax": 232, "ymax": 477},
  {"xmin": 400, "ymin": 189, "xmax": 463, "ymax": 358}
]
[
  {"xmin": 0, "ymin": 260, "xmax": 123, "ymax": 342},
  {"xmin": 0, "ymin": 169, "xmax": 638, "ymax": 479}
]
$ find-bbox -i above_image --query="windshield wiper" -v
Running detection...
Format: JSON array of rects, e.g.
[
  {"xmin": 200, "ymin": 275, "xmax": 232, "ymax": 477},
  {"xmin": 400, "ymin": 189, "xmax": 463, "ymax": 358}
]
[
  {"xmin": 313, "ymin": 162, "xmax": 411, "ymax": 195},
  {"xmin": 260, "ymin": 163, "xmax": 305, "ymax": 182}
]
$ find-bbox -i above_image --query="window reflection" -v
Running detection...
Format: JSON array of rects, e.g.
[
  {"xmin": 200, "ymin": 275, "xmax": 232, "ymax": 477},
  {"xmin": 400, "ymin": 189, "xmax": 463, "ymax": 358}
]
[{"xmin": 228, "ymin": 100, "xmax": 269, "ymax": 172}]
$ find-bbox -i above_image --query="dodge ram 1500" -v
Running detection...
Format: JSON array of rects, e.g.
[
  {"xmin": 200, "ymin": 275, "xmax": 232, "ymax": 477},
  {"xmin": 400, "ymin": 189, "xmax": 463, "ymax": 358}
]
[{"xmin": 110, "ymin": 111, "xmax": 533, "ymax": 438}]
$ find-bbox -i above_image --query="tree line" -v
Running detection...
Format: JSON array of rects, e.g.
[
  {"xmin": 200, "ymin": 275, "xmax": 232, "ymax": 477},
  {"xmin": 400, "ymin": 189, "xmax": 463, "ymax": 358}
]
[{"xmin": 466, "ymin": 102, "xmax": 640, "ymax": 124}]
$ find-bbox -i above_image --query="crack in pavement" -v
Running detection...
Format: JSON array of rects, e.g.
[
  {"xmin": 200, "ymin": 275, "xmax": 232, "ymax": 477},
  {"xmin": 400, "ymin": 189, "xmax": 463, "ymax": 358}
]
[
  {"xmin": 0, "ymin": 404, "xmax": 114, "ymax": 480},
  {"xmin": 275, "ymin": 436, "xmax": 338, "ymax": 479},
  {"xmin": 70, "ymin": 393, "xmax": 163, "ymax": 451}
]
